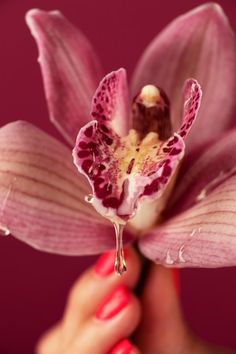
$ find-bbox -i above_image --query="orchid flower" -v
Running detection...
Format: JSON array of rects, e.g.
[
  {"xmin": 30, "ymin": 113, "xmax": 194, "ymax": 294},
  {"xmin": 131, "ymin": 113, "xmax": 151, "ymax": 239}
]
[{"xmin": 0, "ymin": 3, "xmax": 236, "ymax": 272}]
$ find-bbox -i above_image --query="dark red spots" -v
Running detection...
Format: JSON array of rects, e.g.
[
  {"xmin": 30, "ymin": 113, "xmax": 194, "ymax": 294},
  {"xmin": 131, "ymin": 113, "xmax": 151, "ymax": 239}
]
[
  {"xmin": 127, "ymin": 158, "xmax": 135, "ymax": 174},
  {"xmin": 87, "ymin": 142, "xmax": 97, "ymax": 149},
  {"xmin": 98, "ymin": 164, "xmax": 106, "ymax": 171},
  {"xmin": 103, "ymin": 134, "xmax": 113, "ymax": 145},
  {"xmin": 81, "ymin": 159, "xmax": 93, "ymax": 174},
  {"xmin": 167, "ymin": 136, "xmax": 179, "ymax": 146},
  {"xmin": 96, "ymin": 183, "xmax": 113, "ymax": 199},
  {"xmin": 136, "ymin": 147, "xmax": 140, "ymax": 152},
  {"xmin": 143, "ymin": 179, "xmax": 160, "ymax": 196},
  {"xmin": 179, "ymin": 131, "xmax": 187, "ymax": 137},
  {"xmin": 84, "ymin": 125, "xmax": 94, "ymax": 138},
  {"xmin": 96, "ymin": 103, "xmax": 104, "ymax": 113},
  {"xmin": 163, "ymin": 147, "xmax": 171, "ymax": 153},
  {"xmin": 77, "ymin": 150, "xmax": 91, "ymax": 158},
  {"xmin": 94, "ymin": 177, "xmax": 104, "ymax": 188},
  {"xmin": 78, "ymin": 141, "xmax": 88, "ymax": 149},
  {"xmin": 163, "ymin": 146, "xmax": 181, "ymax": 155},
  {"xmin": 103, "ymin": 197, "xmax": 120, "ymax": 208},
  {"xmin": 100, "ymin": 125, "xmax": 109, "ymax": 133},
  {"xmin": 169, "ymin": 148, "xmax": 182, "ymax": 155},
  {"xmin": 163, "ymin": 164, "xmax": 172, "ymax": 177}
]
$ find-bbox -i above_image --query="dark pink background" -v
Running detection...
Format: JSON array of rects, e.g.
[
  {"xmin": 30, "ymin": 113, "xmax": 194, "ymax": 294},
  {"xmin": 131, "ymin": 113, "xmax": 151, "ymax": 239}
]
[{"xmin": 0, "ymin": 1, "xmax": 236, "ymax": 353}]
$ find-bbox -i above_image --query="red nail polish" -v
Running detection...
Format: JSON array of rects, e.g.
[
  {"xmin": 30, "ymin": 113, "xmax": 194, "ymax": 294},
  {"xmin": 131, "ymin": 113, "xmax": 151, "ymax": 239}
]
[
  {"xmin": 94, "ymin": 251, "xmax": 116, "ymax": 276},
  {"xmin": 109, "ymin": 339, "xmax": 132, "ymax": 354},
  {"xmin": 95, "ymin": 286, "xmax": 130, "ymax": 320},
  {"xmin": 172, "ymin": 268, "xmax": 181, "ymax": 294}
]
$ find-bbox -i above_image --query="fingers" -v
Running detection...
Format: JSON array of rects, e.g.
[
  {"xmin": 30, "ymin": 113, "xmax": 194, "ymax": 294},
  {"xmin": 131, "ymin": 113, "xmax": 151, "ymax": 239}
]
[
  {"xmin": 63, "ymin": 247, "xmax": 141, "ymax": 333},
  {"xmin": 68, "ymin": 288, "xmax": 141, "ymax": 353},
  {"xmin": 134, "ymin": 265, "xmax": 189, "ymax": 354},
  {"xmin": 36, "ymin": 247, "xmax": 142, "ymax": 354},
  {"xmin": 109, "ymin": 339, "xmax": 141, "ymax": 354}
]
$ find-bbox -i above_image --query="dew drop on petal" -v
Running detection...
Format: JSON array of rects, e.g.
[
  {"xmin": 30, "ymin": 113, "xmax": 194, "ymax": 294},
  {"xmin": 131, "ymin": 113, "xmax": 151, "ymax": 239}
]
[
  {"xmin": 165, "ymin": 249, "xmax": 174, "ymax": 266},
  {"xmin": 113, "ymin": 222, "xmax": 127, "ymax": 276},
  {"xmin": 196, "ymin": 188, "xmax": 207, "ymax": 202},
  {"xmin": 85, "ymin": 194, "xmax": 94, "ymax": 204},
  {"xmin": 0, "ymin": 224, "xmax": 10, "ymax": 236},
  {"xmin": 190, "ymin": 229, "xmax": 197, "ymax": 237},
  {"xmin": 178, "ymin": 244, "xmax": 186, "ymax": 263}
]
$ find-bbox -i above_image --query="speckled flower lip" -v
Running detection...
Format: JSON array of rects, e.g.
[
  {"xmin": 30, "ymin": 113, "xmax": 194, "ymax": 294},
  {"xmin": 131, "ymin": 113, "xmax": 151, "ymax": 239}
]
[{"xmin": 73, "ymin": 69, "xmax": 201, "ymax": 273}]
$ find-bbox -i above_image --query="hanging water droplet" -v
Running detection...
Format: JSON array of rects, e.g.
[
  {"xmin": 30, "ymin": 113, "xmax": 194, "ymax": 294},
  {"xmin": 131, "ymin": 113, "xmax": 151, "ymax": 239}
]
[
  {"xmin": 85, "ymin": 194, "xmax": 94, "ymax": 204},
  {"xmin": 0, "ymin": 224, "xmax": 10, "ymax": 236},
  {"xmin": 113, "ymin": 222, "xmax": 127, "ymax": 276}
]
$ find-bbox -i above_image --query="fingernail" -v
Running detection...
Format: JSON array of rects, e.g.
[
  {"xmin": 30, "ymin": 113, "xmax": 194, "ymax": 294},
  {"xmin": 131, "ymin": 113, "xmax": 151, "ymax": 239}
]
[
  {"xmin": 172, "ymin": 268, "xmax": 181, "ymax": 294},
  {"xmin": 109, "ymin": 339, "xmax": 132, "ymax": 354},
  {"xmin": 95, "ymin": 285, "xmax": 130, "ymax": 320},
  {"xmin": 94, "ymin": 250, "xmax": 116, "ymax": 276}
]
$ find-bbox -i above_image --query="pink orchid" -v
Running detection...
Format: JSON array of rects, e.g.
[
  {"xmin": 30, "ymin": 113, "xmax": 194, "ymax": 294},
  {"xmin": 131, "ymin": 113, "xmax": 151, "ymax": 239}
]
[{"xmin": 0, "ymin": 3, "xmax": 236, "ymax": 270}]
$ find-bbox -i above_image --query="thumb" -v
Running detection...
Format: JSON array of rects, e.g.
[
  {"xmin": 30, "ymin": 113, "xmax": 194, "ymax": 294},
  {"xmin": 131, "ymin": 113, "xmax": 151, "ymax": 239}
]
[{"xmin": 134, "ymin": 264, "xmax": 190, "ymax": 354}]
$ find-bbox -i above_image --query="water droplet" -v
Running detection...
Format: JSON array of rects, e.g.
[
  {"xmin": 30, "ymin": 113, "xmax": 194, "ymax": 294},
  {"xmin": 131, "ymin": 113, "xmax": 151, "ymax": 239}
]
[
  {"xmin": 178, "ymin": 244, "xmax": 186, "ymax": 263},
  {"xmin": 0, "ymin": 224, "xmax": 10, "ymax": 236},
  {"xmin": 196, "ymin": 188, "xmax": 207, "ymax": 202},
  {"xmin": 165, "ymin": 250, "xmax": 174, "ymax": 265},
  {"xmin": 85, "ymin": 194, "xmax": 94, "ymax": 204},
  {"xmin": 113, "ymin": 222, "xmax": 127, "ymax": 276},
  {"xmin": 190, "ymin": 227, "xmax": 202, "ymax": 237},
  {"xmin": 190, "ymin": 229, "xmax": 197, "ymax": 237}
]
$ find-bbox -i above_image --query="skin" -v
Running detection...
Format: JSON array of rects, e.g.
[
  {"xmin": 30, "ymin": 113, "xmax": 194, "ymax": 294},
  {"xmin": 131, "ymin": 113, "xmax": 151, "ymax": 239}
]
[{"xmin": 36, "ymin": 248, "xmax": 234, "ymax": 354}]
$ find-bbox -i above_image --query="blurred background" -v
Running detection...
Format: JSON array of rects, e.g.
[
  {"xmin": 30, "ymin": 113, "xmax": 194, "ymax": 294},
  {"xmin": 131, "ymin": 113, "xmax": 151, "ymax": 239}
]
[{"xmin": 0, "ymin": 0, "xmax": 236, "ymax": 353}]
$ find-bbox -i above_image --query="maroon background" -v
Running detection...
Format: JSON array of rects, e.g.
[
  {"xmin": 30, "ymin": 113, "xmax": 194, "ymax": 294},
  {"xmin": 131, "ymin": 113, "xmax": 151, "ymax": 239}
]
[{"xmin": 0, "ymin": 1, "xmax": 236, "ymax": 353}]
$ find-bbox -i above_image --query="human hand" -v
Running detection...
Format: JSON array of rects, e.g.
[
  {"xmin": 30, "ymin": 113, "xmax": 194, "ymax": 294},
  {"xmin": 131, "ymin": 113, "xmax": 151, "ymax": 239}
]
[
  {"xmin": 36, "ymin": 248, "xmax": 234, "ymax": 354},
  {"xmin": 36, "ymin": 248, "xmax": 142, "ymax": 353}
]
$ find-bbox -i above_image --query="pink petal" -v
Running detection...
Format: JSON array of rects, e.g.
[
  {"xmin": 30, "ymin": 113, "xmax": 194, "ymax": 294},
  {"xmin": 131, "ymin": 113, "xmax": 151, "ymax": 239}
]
[
  {"xmin": 0, "ymin": 121, "xmax": 132, "ymax": 255},
  {"xmin": 139, "ymin": 129, "xmax": 236, "ymax": 267},
  {"xmin": 132, "ymin": 4, "xmax": 236, "ymax": 151},
  {"xmin": 91, "ymin": 69, "xmax": 130, "ymax": 136},
  {"xmin": 26, "ymin": 9, "xmax": 103, "ymax": 146}
]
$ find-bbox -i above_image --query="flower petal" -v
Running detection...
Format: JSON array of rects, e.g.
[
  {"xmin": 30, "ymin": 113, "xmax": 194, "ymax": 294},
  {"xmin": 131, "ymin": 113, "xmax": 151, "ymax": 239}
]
[
  {"xmin": 91, "ymin": 69, "xmax": 130, "ymax": 137},
  {"xmin": 0, "ymin": 121, "xmax": 130, "ymax": 255},
  {"xmin": 132, "ymin": 3, "xmax": 236, "ymax": 151},
  {"xmin": 139, "ymin": 129, "xmax": 236, "ymax": 267},
  {"xmin": 26, "ymin": 9, "xmax": 103, "ymax": 146}
]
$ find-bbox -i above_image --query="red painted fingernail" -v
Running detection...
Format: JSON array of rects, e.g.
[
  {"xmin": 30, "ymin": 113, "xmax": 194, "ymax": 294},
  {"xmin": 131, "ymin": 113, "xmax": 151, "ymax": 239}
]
[
  {"xmin": 109, "ymin": 339, "xmax": 132, "ymax": 354},
  {"xmin": 172, "ymin": 268, "xmax": 181, "ymax": 294},
  {"xmin": 94, "ymin": 251, "xmax": 116, "ymax": 276},
  {"xmin": 95, "ymin": 285, "xmax": 130, "ymax": 320}
]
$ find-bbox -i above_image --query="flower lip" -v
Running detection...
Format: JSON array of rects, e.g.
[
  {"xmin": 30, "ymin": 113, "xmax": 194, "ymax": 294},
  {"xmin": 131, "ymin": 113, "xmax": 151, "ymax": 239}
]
[{"xmin": 73, "ymin": 70, "xmax": 202, "ymax": 227}]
